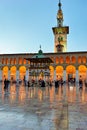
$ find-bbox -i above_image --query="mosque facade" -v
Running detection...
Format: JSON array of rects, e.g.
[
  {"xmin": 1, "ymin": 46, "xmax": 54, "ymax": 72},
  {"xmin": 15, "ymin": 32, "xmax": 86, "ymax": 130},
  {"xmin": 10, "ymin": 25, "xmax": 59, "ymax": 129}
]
[{"xmin": 0, "ymin": 0, "xmax": 87, "ymax": 82}]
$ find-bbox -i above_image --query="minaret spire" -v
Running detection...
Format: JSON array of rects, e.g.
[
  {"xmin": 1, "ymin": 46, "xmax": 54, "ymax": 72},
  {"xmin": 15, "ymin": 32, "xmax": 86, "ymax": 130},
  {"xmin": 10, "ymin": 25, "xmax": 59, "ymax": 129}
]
[
  {"xmin": 52, "ymin": 0, "xmax": 69, "ymax": 52},
  {"xmin": 57, "ymin": 0, "xmax": 63, "ymax": 27},
  {"xmin": 59, "ymin": 0, "xmax": 62, "ymax": 10}
]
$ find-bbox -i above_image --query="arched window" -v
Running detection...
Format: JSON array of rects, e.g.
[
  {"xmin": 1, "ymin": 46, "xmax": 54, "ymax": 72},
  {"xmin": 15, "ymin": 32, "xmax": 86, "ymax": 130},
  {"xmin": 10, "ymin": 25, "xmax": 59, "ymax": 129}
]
[
  {"xmin": 55, "ymin": 57, "xmax": 59, "ymax": 64},
  {"xmin": 78, "ymin": 56, "xmax": 82, "ymax": 64},
  {"xmin": 59, "ymin": 56, "xmax": 64, "ymax": 64},
  {"xmin": 71, "ymin": 56, "xmax": 76, "ymax": 64},
  {"xmin": 82, "ymin": 56, "xmax": 86, "ymax": 64},
  {"xmin": 66, "ymin": 56, "xmax": 70, "ymax": 64}
]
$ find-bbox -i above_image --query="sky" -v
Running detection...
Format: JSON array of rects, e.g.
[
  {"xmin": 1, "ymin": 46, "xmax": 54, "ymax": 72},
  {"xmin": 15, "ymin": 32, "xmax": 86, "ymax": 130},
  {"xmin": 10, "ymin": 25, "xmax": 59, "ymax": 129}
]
[{"xmin": 0, "ymin": 0, "xmax": 87, "ymax": 54}]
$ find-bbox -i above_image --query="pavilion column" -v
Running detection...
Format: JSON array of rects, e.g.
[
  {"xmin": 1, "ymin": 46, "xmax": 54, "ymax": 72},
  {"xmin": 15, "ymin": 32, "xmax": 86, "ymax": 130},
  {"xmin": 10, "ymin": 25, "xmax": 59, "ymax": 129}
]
[
  {"xmin": 76, "ymin": 70, "xmax": 79, "ymax": 82},
  {"xmin": 63, "ymin": 70, "xmax": 66, "ymax": 81}
]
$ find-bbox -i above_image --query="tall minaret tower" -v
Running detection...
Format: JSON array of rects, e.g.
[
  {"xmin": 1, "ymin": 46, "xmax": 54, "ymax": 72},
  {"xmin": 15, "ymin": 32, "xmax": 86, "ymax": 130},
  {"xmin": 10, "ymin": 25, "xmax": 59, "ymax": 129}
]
[{"xmin": 52, "ymin": 0, "xmax": 69, "ymax": 52}]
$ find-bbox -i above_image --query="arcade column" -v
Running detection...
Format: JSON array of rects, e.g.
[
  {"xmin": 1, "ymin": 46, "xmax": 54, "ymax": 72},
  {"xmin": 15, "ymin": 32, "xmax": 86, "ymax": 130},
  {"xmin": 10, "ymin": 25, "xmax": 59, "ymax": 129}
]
[
  {"xmin": 63, "ymin": 70, "xmax": 66, "ymax": 81},
  {"xmin": 26, "ymin": 69, "xmax": 29, "ymax": 81},
  {"xmin": 8, "ymin": 69, "xmax": 10, "ymax": 80},
  {"xmin": 76, "ymin": 70, "xmax": 79, "ymax": 82},
  {"xmin": 16, "ymin": 70, "xmax": 19, "ymax": 80}
]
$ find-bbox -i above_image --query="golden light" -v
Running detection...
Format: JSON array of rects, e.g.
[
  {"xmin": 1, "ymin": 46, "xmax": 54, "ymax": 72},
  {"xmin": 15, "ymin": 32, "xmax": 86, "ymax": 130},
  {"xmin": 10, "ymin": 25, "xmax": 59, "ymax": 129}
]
[
  {"xmin": 56, "ymin": 66, "xmax": 63, "ymax": 73},
  {"xmin": 19, "ymin": 66, "xmax": 26, "ymax": 80},
  {"xmin": 38, "ymin": 89, "xmax": 43, "ymax": 101},
  {"xmin": 10, "ymin": 85, "xmax": 16, "ymax": 94},
  {"xmin": 78, "ymin": 65, "xmax": 87, "ymax": 73},
  {"xmin": 19, "ymin": 66, "xmax": 26, "ymax": 73},
  {"xmin": 10, "ymin": 66, "xmax": 16, "ymax": 73},
  {"xmin": 19, "ymin": 85, "xmax": 26, "ymax": 102},
  {"xmin": 3, "ymin": 66, "xmax": 8, "ymax": 79},
  {"xmin": 10, "ymin": 66, "xmax": 16, "ymax": 80},
  {"xmin": 66, "ymin": 65, "xmax": 76, "ymax": 74},
  {"xmin": 49, "ymin": 66, "xmax": 54, "ymax": 72}
]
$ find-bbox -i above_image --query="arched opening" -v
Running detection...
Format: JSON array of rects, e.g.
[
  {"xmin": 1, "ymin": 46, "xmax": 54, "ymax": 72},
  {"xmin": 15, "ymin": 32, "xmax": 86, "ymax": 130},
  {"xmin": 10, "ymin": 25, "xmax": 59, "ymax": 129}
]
[
  {"xmin": 56, "ymin": 66, "xmax": 63, "ymax": 80},
  {"xmin": 78, "ymin": 56, "xmax": 82, "ymax": 64},
  {"xmin": 2, "ymin": 66, "xmax": 9, "ymax": 80},
  {"xmin": 59, "ymin": 56, "xmax": 64, "ymax": 64},
  {"xmin": 19, "ymin": 58, "xmax": 23, "ymax": 64},
  {"xmin": 71, "ymin": 56, "xmax": 76, "ymax": 64},
  {"xmin": 78, "ymin": 65, "xmax": 87, "ymax": 81},
  {"xmin": 13, "ymin": 58, "xmax": 17, "ymax": 64},
  {"xmin": 2, "ymin": 58, "xmax": 4, "ymax": 64},
  {"xmin": 19, "ymin": 66, "xmax": 26, "ymax": 80},
  {"xmin": 66, "ymin": 65, "xmax": 76, "ymax": 82},
  {"xmin": 23, "ymin": 58, "xmax": 26, "ymax": 64},
  {"xmin": 49, "ymin": 66, "xmax": 54, "ymax": 81},
  {"xmin": 82, "ymin": 56, "xmax": 86, "ymax": 64},
  {"xmin": 5, "ymin": 58, "xmax": 8, "ymax": 64},
  {"xmin": 66, "ymin": 56, "xmax": 70, "ymax": 64},
  {"xmin": 10, "ymin": 58, "xmax": 13, "ymax": 64},
  {"xmin": 10, "ymin": 66, "xmax": 16, "ymax": 81},
  {"xmin": 55, "ymin": 57, "xmax": 59, "ymax": 64}
]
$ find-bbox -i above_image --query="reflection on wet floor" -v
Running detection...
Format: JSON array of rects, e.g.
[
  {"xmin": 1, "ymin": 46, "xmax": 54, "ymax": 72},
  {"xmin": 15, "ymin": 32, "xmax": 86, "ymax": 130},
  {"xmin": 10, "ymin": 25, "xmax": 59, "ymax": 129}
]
[
  {"xmin": 1, "ymin": 83, "xmax": 87, "ymax": 104},
  {"xmin": 0, "ymin": 82, "xmax": 87, "ymax": 130}
]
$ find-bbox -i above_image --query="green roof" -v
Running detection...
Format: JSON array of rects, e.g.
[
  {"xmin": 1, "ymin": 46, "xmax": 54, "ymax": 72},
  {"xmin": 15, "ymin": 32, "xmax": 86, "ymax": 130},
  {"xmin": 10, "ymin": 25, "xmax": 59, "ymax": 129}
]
[{"xmin": 32, "ymin": 48, "xmax": 45, "ymax": 58}]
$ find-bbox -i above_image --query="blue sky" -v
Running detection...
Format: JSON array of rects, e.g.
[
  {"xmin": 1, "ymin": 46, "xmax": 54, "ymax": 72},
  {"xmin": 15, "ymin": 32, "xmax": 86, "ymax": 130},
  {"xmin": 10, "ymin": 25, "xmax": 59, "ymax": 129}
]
[{"xmin": 0, "ymin": 0, "xmax": 87, "ymax": 54}]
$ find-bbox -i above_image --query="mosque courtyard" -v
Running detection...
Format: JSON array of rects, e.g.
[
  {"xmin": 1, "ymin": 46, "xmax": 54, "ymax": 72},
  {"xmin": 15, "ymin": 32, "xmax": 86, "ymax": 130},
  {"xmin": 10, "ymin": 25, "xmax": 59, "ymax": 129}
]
[{"xmin": 0, "ymin": 81, "xmax": 87, "ymax": 130}]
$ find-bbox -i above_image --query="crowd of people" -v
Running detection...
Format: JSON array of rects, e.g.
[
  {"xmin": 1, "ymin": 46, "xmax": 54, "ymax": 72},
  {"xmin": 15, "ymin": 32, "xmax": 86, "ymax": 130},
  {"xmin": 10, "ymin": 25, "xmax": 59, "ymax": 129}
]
[{"xmin": 3, "ymin": 75, "xmax": 87, "ymax": 92}]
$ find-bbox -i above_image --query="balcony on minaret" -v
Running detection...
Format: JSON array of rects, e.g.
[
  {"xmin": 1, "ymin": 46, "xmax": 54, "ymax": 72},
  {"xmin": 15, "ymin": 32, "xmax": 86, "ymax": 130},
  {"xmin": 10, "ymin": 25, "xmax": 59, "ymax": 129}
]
[
  {"xmin": 56, "ymin": 44, "xmax": 64, "ymax": 52},
  {"xmin": 56, "ymin": 35, "xmax": 64, "ymax": 52}
]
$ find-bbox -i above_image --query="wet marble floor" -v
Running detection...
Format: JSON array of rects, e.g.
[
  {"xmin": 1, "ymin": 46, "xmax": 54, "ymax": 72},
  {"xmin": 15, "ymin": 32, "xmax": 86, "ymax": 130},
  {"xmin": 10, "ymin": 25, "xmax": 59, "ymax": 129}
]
[{"xmin": 0, "ymin": 82, "xmax": 87, "ymax": 130}]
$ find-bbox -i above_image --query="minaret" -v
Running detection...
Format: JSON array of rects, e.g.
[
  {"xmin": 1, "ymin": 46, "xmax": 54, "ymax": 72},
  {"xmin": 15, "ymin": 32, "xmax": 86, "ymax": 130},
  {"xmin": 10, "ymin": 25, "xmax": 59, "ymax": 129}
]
[{"xmin": 52, "ymin": 0, "xmax": 69, "ymax": 52}]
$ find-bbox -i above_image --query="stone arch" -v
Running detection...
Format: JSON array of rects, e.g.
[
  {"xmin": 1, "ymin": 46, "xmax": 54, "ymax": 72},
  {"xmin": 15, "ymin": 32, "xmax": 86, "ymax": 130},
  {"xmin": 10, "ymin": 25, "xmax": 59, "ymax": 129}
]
[
  {"xmin": 59, "ymin": 56, "xmax": 64, "ymax": 64},
  {"xmin": 55, "ymin": 57, "xmax": 59, "ymax": 64},
  {"xmin": 66, "ymin": 65, "xmax": 76, "ymax": 81},
  {"xmin": 13, "ymin": 58, "xmax": 17, "ymax": 64},
  {"xmin": 71, "ymin": 56, "xmax": 76, "ymax": 64},
  {"xmin": 82, "ymin": 56, "xmax": 86, "ymax": 64},
  {"xmin": 5, "ymin": 58, "xmax": 8, "ymax": 64},
  {"xmin": 23, "ymin": 58, "xmax": 26, "ymax": 64},
  {"xmin": 10, "ymin": 58, "xmax": 13, "ymax": 64},
  {"xmin": 66, "ymin": 56, "xmax": 70, "ymax": 64},
  {"xmin": 19, "ymin": 58, "xmax": 23, "ymax": 64},
  {"xmin": 78, "ymin": 65, "xmax": 87, "ymax": 81},
  {"xmin": 78, "ymin": 56, "xmax": 82, "ymax": 64},
  {"xmin": 10, "ymin": 66, "xmax": 17, "ymax": 81},
  {"xmin": 2, "ymin": 66, "xmax": 9, "ymax": 80},
  {"xmin": 56, "ymin": 66, "xmax": 64, "ymax": 80},
  {"xmin": 19, "ymin": 66, "xmax": 26, "ymax": 80},
  {"xmin": 2, "ymin": 58, "xmax": 4, "ymax": 64}
]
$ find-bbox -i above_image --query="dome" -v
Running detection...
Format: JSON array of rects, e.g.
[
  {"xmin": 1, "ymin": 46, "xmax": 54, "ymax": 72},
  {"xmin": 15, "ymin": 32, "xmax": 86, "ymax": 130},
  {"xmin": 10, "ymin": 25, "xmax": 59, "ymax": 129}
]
[{"xmin": 38, "ymin": 49, "xmax": 43, "ymax": 55}]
